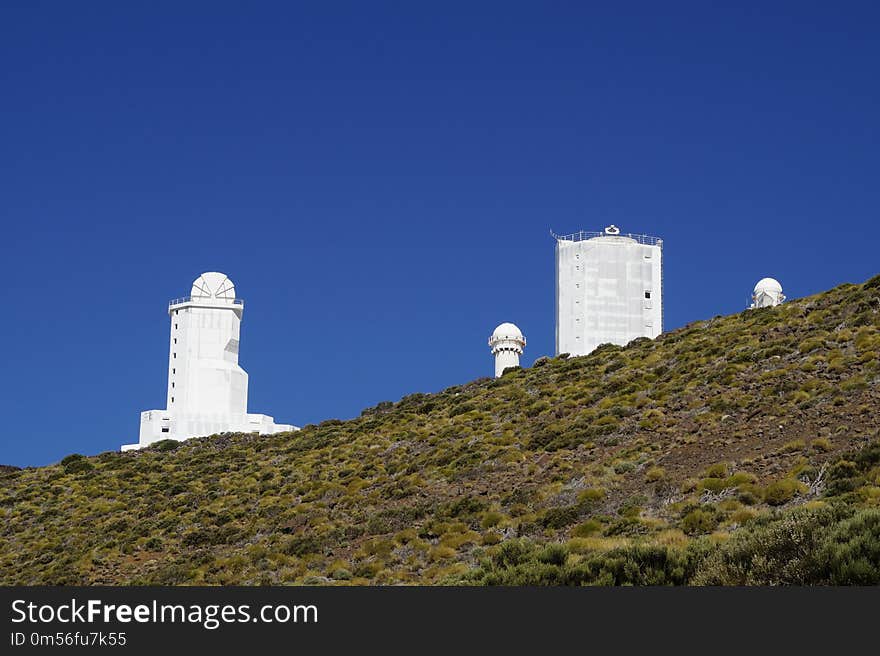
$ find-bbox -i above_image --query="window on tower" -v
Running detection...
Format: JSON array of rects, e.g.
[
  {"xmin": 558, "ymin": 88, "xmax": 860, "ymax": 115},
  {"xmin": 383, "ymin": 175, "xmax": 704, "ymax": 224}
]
[{"xmin": 645, "ymin": 291, "xmax": 652, "ymax": 299}]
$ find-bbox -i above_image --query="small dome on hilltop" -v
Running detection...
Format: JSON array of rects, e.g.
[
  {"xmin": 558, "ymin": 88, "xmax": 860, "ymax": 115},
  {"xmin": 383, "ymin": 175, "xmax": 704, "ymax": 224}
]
[
  {"xmin": 754, "ymin": 278, "xmax": 783, "ymax": 295},
  {"xmin": 490, "ymin": 322, "xmax": 524, "ymax": 342}
]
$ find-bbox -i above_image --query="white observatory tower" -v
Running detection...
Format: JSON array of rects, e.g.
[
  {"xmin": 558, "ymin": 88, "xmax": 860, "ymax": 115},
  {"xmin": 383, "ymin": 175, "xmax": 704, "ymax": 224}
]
[
  {"xmin": 489, "ymin": 323, "xmax": 526, "ymax": 377},
  {"xmin": 750, "ymin": 277, "xmax": 785, "ymax": 308},
  {"xmin": 122, "ymin": 272, "xmax": 296, "ymax": 451},
  {"xmin": 554, "ymin": 225, "xmax": 663, "ymax": 356}
]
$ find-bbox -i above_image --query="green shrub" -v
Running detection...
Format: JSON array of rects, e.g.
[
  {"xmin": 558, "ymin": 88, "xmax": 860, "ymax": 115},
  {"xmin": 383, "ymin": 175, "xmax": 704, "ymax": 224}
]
[
  {"xmin": 480, "ymin": 511, "xmax": 504, "ymax": 529},
  {"xmin": 492, "ymin": 539, "xmax": 534, "ymax": 569},
  {"xmin": 645, "ymin": 467, "xmax": 665, "ymax": 482},
  {"xmin": 816, "ymin": 509, "xmax": 880, "ymax": 584},
  {"xmin": 681, "ymin": 507, "xmax": 718, "ymax": 535},
  {"xmin": 467, "ymin": 541, "xmax": 703, "ymax": 586},
  {"xmin": 143, "ymin": 537, "xmax": 163, "ymax": 550},
  {"xmin": 694, "ymin": 506, "xmax": 831, "ymax": 584},
  {"xmin": 578, "ymin": 488, "xmax": 606, "ymax": 503},
  {"xmin": 541, "ymin": 506, "xmax": 580, "ymax": 530},
  {"xmin": 863, "ymin": 274, "xmax": 880, "ymax": 290},
  {"xmin": 60, "ymin": 454, "xmax": 85, "ymax": 467},
  {"xmin": 537, "ymin": 543, "xmax": 568, "ymax": 566},
  {"xmin": 613, "ymin": 461, "xmax": 636, "ymax": 474},
  {"xmin": 703, "ymin": 462, "xmax": 729, "ymax": 478},
  {"xmin": 283, "ymin": 535, "xmax": 321, "ymax": 557},
  {"xmin": 812, "ymin": 438, "xmax": 832, "ymax": 453},
  {"xmin": 571, "ymin": 520, "xmax": 602, "ymax": 537},
  {"xmin": 779, "ymin": 440, "xmax": 805, "ymax": 454},
  {"xmin": 150, "ymin": 439, "xmax": 181, "ymax": 452},
  {"xmin": 762, "ymin": 479, "xmax": 803, "ymax": 506},
  {"xmin": 446, "ymin": 496, "xmax": 487, "ymax": 518},
  {"xmin": 698, "ymin": 478, "xmax": 727, "ymax": 493},
  {"xmin": 825, "ymin": 460, "xmax": 863, "ymax": 496},
  {"xmin": 354, "ymin": 560, "xmax": 384, "ymax": 577},
  {"xmin": 61, "ymin": 454, "xmax": 94, "ymax": 475}
]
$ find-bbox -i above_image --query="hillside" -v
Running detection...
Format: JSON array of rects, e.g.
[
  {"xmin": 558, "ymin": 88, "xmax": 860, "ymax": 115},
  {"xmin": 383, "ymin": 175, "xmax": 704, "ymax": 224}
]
[{"xmin": 2, "ymin": 276, "xmax": 879, "ymax": 585}]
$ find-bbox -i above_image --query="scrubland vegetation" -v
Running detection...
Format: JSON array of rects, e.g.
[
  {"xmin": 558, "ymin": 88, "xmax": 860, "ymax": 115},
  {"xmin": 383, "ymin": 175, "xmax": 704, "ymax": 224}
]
[{"xmin": 1, "ymin": 275, "xmax": 879, "ymax": 585}]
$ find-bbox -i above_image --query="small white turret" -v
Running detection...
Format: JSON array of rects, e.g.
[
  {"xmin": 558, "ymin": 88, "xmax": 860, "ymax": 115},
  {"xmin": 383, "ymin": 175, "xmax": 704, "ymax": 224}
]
[
  {"xmin": 751, "ymin": 277, "xmax": 785, "ymax": 308},
  {"xmin": 489, "ymin": 322, "xmax": 526, "ymax": 378}
]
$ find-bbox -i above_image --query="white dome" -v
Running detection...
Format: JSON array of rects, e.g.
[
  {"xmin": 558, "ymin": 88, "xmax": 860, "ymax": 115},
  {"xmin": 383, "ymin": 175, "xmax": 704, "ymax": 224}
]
[
  {"xmin": 491, "ymin": 322, "xmax": 524, "ymax": 341},
  {"xmin": 754, "ymin": 277, "xmax": 783, "ymax": 294},
  {"xmin": 191, "ymin": 272, "xmax": 236, "ymax": 300}
]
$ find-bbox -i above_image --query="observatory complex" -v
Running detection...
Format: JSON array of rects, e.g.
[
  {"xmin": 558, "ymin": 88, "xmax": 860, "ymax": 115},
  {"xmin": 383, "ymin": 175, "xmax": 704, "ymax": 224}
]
[
  {"xmin": 122, "ymin": 272, "xmax": 296, "ymax": 451},
  {"xmin": 489, "ymin": 323, "xmax": 526, "ymax": 377},
  {"xmin": 121, "ymin": 237, "xmax": 783, "ymax": 453},
  {"xmin": 750, "ymin": 277, "xmax": 785, "ymax": 308},
  {"xmin": 554, "ymin": 225, "xmax": 663, "ymax": 356}
]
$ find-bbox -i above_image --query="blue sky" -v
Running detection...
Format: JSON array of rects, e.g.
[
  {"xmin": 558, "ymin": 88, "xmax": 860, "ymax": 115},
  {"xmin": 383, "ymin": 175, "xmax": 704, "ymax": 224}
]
[{"xmin": 2, "ymin": 2, "xmax": 878, "ymax": 466}]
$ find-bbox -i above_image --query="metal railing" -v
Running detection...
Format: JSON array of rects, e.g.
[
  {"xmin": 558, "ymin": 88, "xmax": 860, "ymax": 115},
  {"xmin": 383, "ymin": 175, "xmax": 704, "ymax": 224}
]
[
  {"xmin": 551, "ymin": 229, "xmax": 663, "ymax": 247},
  {"xmin": 168, "ymin": 296, "xmax": 244, "ymax": 307}
]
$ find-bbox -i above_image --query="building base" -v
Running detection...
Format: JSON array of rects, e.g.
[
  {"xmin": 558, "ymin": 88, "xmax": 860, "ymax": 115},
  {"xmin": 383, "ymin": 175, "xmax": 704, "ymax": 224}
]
[{"xmin": 121, "ymin": 409, "xmax": 297, "ymax": 451}]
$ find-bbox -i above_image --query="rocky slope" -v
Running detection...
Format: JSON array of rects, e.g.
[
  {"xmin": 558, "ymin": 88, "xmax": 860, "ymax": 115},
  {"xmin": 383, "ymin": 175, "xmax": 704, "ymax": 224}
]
[{"xmin": 1, "ymin": 275, "xmax": 879, "ymax": 585}]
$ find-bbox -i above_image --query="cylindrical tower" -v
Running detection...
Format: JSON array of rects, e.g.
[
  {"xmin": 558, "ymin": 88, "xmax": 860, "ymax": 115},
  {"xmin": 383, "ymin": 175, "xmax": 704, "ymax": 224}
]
[
  {"xmin": 750, "ymin": 278, "xmax": 785, "ymax": 308},
  {"xmin": 489, "ymin": 322, "xmax": 526, "ymax": 378}
]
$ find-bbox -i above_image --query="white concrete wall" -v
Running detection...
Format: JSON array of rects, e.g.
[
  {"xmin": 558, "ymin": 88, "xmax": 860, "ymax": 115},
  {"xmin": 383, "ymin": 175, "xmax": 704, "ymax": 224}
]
[
  {"xmin": 752, "ymin": 291, "xmax": 782, "ymax": 308},
  {"xmin": 556, "ymin": 235, "xmax": 663, "ymax": 356},
  {"xmin": 168, "ymin": 303, "xmax": 248, "ymax": 419},
  {"xmin": 124, "ymin": 274, "xmax": 296, "ymax": 451},
  {"xmin": 493, "ymin": 349, "xmax": 520, "ymax": 378}
]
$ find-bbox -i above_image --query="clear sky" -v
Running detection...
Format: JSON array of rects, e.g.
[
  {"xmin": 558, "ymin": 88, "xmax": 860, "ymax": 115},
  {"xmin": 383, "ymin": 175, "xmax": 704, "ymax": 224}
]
[{"xmin": 2, "ymin": 2, "xmax": 878, "ymax": 466}]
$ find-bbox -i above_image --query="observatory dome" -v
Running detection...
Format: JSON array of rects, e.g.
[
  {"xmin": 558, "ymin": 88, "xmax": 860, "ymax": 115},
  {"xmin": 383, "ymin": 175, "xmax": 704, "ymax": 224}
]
[
  {"xmin": 754, "ymin": 278, "xmax": 783, "ymax": 295},
  {"xmin": 191, "ymin": 272, "xmax": 236, "ymax": 300},
  {"xmin": 491, "ymin": 322, "xmax": 524, "ymax": 341}
]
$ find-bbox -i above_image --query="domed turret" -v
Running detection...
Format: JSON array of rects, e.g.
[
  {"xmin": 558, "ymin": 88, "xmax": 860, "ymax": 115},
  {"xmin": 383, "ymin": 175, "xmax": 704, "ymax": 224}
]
[
  {"xmin": 489, "ymin": 322, "xmax": 526, "ymax": 378},
  {"xmin": 751, "ymin": 277, "xmax": 785, "ymax": 308},
  {"xmin": 191, "ymin": 272, "xmax": 236, "ymax": 302},
  {"xmin": 491, "ymin": 322, "xmax": 525, "ymax": 343}
]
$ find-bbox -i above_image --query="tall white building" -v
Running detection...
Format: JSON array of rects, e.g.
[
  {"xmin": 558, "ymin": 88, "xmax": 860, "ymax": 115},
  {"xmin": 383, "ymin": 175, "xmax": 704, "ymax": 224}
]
[
  {"xmin": 122, "ymin": 272, "xmax": 296, "ymax": 451},
  {"xmin": 489, "ymin": 322, "xmax": 526, "ymax": 377},
  {"xmin": 750, "ymin": 277, "xmax": 785, "ymax": 308},
  {"xmin": 555, "ymin": 225, "xmax": 663, "ymax": 356}
]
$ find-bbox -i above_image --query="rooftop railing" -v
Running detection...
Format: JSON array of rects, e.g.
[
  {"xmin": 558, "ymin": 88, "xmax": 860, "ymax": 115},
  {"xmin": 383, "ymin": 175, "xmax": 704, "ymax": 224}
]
[
  {"xmin": 551, "ymin": 229, "xmax": 663, "ymax": 246},
  {"xmin": 168, "ymin": 296, "xmax": 244, "ymax": 307}
]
